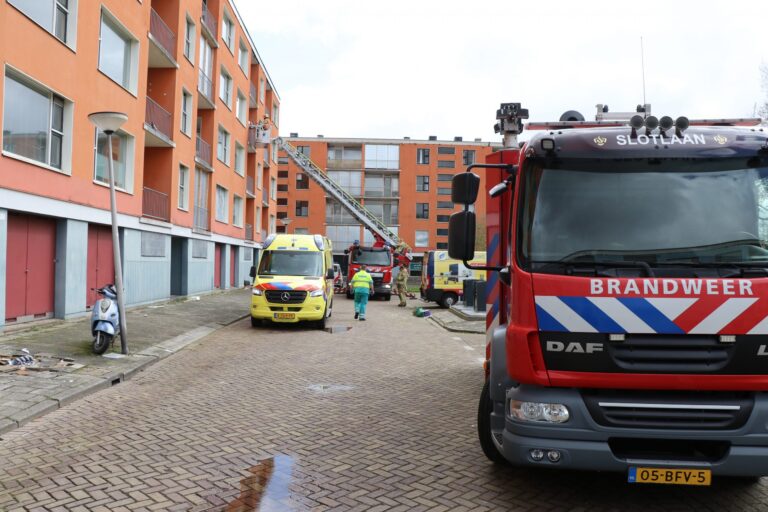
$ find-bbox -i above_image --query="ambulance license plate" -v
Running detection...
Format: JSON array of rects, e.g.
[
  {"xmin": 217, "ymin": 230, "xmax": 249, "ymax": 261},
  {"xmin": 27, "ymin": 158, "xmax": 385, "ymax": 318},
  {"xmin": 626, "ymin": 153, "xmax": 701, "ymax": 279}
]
[
  {"xmin": 628, "ymin": 467, "xmax": 711, "ymax": 486},
  {"xmin": 273, "ymin": 313, "xmax": 295, "ymax": 320}
]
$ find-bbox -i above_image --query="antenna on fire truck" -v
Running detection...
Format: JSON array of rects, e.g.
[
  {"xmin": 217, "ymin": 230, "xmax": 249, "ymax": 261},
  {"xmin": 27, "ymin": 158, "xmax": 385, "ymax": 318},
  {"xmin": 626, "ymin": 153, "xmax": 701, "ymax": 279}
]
[
  {"xmin": 494, "ymin": 103, "xmax": 529, "ymax": 149},
  {"xmin": 640, "ymin": 36, "xmax": 647, "ymax": 107}
]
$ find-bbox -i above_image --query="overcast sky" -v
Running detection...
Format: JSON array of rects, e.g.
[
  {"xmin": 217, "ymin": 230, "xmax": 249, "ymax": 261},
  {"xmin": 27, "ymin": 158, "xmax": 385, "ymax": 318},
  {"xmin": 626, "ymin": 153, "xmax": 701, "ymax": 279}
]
[{"xmin": 237, "ymin": 0, "xmax": 768, "ymax": 142}]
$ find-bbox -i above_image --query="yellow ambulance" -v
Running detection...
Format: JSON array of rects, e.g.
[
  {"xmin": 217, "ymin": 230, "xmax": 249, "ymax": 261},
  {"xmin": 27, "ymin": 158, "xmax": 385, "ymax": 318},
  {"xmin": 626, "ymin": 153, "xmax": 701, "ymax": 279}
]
[
  {"xmin": 249, "ymin": 234, "xmax": 334, "ymax": 328},
  {"xmin": 420, "ymin": 250, "xmax": 486, "ymax": 308}
]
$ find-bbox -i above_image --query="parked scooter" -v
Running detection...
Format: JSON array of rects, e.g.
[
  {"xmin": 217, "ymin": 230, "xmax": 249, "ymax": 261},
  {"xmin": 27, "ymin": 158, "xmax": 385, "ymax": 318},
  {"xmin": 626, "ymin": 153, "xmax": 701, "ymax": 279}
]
[{"xmin": 91, "ymin": 284, "xmax": 121, "ymax": 355}]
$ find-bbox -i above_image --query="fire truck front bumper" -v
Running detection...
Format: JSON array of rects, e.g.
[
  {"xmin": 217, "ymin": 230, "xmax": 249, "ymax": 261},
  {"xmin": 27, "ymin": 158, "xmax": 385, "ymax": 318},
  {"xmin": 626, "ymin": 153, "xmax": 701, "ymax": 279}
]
[{"xmin": 495, "ymin": 385, "xmax": 768, "ymax": 477}]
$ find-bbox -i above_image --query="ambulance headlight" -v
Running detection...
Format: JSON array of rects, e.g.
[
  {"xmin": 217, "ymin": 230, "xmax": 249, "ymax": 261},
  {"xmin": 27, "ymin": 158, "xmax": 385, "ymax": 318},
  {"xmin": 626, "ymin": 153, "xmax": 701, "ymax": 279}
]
[
  {"xmin": 252, "ymin": 288, "xmax": 263, "ymax": 296},
  {"xmin": 510, "ymin": 400, "xmax": 570, "ymax": 423},
  {"xmin": 310, "ymin": 289, "xmax": 324, "ymax": 297}
]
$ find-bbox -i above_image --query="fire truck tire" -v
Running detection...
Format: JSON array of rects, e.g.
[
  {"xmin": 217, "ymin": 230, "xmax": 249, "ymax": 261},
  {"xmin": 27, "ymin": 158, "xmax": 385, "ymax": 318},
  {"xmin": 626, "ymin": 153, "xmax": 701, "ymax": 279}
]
[
  {"xmin": 346, "ymin": 291, "xmax": 353, "ymax": 299},
  {"xmin": 478, "ymin": 381, "xmax": 507, "ymax": 465},
  {"xmin": 384, "ymin": 294, "xmax": 391, "ymax": 301},
  {"xmin": 439, "ymin": 292, "xmax": 458, "ymax": 309}
]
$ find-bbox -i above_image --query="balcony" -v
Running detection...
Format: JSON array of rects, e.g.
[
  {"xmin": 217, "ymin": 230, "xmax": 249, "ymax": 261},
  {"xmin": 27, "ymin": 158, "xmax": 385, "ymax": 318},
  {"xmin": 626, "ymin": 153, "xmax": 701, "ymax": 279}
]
[
  {"xmin": 249, "ymin": 82, "xmax": 258, "ymax": 108},
  {"xmin": 193, "ymin": 206, "xmax": 211, "ymax": 235},
  {"xmin": 246, "ymin": 175, "xmax": 255, "ymax": 198},
  {"xmin": 245, "ymin": 223, "xmax": 253, "ymax": 241},
  {"xmin": 195, "ymin": 136, "xmax": 213, "ymax": 170},
  {"xmin": 200, "ymin": 3, "xmax": 218, "ymax": 43},
  {"xmin": 144, "ymin": 97, "xmax": 174, "ymax": 147},
  {"xmin": 148, "ymin": 9, "xmax": 178, "ymax": 68},
  {"xmin": 262, "ymin": 189, "xmax": 269, "ymax": 207},
  {"xmin": 142, "ymin": 187, "xmax": 170, "ymax": 222},
  {"xmin": 197, "ymin": 69, "xmax": 215, "ymax": 109},
  {"xmin": 326, "ymin": 159, "xmax": 363, "ymax": 170}
]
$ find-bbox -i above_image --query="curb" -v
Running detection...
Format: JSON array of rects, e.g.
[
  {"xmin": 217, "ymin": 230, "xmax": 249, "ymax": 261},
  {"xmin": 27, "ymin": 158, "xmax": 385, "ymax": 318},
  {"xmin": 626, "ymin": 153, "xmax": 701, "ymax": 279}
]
[{"xmin": 0, "ymin": 313, "xmax": 249, "ymax": 437}]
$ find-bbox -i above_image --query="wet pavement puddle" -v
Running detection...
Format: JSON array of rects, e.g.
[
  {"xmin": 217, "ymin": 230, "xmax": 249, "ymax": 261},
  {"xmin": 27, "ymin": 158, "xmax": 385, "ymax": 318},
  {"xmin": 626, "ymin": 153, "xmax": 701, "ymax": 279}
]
[{"xmin": 226, "ymin": 455, "xmax": 295, "ymax": 511}]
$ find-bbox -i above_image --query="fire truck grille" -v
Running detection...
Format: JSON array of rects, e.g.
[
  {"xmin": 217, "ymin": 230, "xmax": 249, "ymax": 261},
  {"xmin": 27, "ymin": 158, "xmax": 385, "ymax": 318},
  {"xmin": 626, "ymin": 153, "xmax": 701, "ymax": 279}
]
[
  {"xmin": 607, "ymin": 335, "xmax": 734, "ymax": 372},
  {"xmin": 264, "ymin": 290, "xmax": 307, "ymax": 304},
  {"xmin": 372, "ymin": 277, "xmax": 384, "ymax": 287},
  {"xmin": 583, "ymin": 390, "xmax": 753, "ymax": 430}
]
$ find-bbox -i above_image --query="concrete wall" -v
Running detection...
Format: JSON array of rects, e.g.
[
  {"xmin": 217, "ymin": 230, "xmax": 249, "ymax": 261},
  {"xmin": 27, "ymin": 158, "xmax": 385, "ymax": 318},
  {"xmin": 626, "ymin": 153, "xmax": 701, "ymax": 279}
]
[
  {"xmin": 54, "ymin": 219, "xmax": 88, "ymax": 318},
  {"xmin": 187, "ymin": 239, "xmax": 215, "ymax": 295},
  {"xmin": 0, "ymin": 209, "xmax": 6, "ymax": 328},
  {"xmin": 123, "ymin": 228, "xmax": 171, "ymax": 306}
]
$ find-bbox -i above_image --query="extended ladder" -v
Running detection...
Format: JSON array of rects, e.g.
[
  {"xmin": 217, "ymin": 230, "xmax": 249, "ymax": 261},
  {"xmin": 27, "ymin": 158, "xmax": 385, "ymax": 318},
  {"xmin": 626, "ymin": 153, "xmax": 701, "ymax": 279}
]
[{"xmin": 276, "ymin": 137, "xmax": 405, "ymax": 249}]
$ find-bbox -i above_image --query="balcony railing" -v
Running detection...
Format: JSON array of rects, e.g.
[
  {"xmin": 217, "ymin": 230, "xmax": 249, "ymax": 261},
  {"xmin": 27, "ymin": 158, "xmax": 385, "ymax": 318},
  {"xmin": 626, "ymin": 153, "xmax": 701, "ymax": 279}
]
[
  {"xmin": 150, "ymin": 9, "xmax": 176, "ymax": 58},
  {"xmin": 246, "ymin": 223, "xmax": 253, "ymax": 240},
  {"xmin": 198, "ymin": 69, "xmax": 214, "ymax": 104},
  {"xmin": 201, "ymin": 3, "xmax": 217, "ymax": 40},
  {"xmin": 326, "ymin": 159, "xmax": 363, "ymax": 170},
  {"xmin": 262, "ymin": 189, "xmax": 269, "ymax": 206},
  {"xmin": 196, "ymin": 136, "xmax": 212, "ymax": 167},
  {"xmin": 246, "ymin": 175, "xmax": 255, "ymax": 196},
  {"xmin": 145, "ymin": 97, "xmax": 172, "ymax": 141},
  {"xmin": 194, "ymin": 206, "xmax": 210, "ymax": 232},
  {"xmin": 142, "ymin": 187, "xmax": 169, "ymax": 222},
  {"xmin": 249, "ymin": 82, "xmax": 257, "ymax": 108}
]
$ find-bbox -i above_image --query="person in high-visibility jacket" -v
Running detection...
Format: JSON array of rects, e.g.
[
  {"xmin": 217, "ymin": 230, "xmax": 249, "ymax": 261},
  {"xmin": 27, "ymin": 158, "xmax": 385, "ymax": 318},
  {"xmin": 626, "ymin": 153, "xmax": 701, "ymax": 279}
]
[{"xmin": 350, "ymin": 265, "xmax": 374, "ymax": 321}]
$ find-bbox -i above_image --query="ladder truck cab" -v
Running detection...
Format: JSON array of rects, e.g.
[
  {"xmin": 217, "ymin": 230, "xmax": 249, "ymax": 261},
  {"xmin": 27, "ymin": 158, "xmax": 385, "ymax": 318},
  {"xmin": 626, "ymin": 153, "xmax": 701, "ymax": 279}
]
[
  {"xmin": 344, "ymin": 239, "xmax": 394, "ymax": 300},
  {"xmin": 450, "ymin": 102, "xmax": 768, "ymax": 485}
]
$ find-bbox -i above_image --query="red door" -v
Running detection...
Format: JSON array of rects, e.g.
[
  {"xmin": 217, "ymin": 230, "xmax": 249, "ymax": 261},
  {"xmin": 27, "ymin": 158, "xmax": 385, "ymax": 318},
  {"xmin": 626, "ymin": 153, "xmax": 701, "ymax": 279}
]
[
  {"xmin": 230, "ymin": 247, "xmax": 236, "ymax": 287},
  {"xmin": 214, "ymin": 244, "xmax": 222, "ymax": 288},
  {"xmin": 5, "ymin": 213, "xmax": 56, "ymax": 321},
  {"xmin": 87, "ymin": 225, "xmax": 115, "ymax": 307}
]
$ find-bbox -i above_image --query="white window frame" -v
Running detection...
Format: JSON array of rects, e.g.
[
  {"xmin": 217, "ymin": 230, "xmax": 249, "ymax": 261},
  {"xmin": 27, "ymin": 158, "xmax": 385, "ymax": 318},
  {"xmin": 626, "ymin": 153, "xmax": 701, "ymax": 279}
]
[
  {"xmin": 272, "ymin": 104, "xmax": 279, "ymax": 127},
  {"xmin": 98, "ymin": 8, "xmax": 139, "ymax": 95},
  {"xmin": 221, "ymin": 12, "xmax": 234, "ymax": 51},
  {"xmin": 270, "ymin": 177, "xmax": 276, "ymax": 200},
  {"xmin": 183, "ymin": 16, "xmax": 195, "ymax": 63},
  {"xmin": 238, "ymin": 39, "xmax": 249, "ymax": 76},
  {"xmin": 217, "ymin": 126, "xmax": 230, "ymax": 166},
  {"xmin": 178, "ymin": 164, "xmax": 189, "ymax": 210},
  {"xmin": 234, "ymin": 142, "xmax": 245, "ymax": 176},
  {"xmin": 219, "ymin": 66, "xmax": 233, "ymax": 108},
  {"xmin": 2, "ymin": 66, "xmax": 74, "ymax": 175},
  {"xmin": 257, "ymin": 162, "xmax": 263, "ymax": 189},
  {"xmin": 415, "ymin": 230, "xmax": 429, "ymax": 248},
  {"xmin": 259, "ymin": 77, "xmax": 265, "ymax": 103},
  {"xmin": 8, "ymin": 0, "xmax": 78, "ymax": 50},
  {"xmin": 235, "ymin": 89, "xmax": 247, "ymax": 125},
  {"xmin": 180, "ymin": 88, "xmax": 193, "ymax": 136},
  {"xmin": 92, "ymin": 127, "xmax": 135, "ymax": 193},
  {"xmin": 215, "ymin": 185, "xmax": 229, "ymax": 223},
  {"xmin": 233, "ymin": 194, "xmax": 243, "ymax": 227}
]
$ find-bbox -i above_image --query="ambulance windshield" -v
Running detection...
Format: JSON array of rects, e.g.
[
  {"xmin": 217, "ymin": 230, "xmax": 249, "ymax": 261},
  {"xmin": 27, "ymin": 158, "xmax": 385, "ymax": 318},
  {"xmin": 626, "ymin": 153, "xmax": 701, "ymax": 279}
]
[
  {"xmin": 258, "ymin": 251, "xmax": 323, "ymax": 277},
  {"xmin": 520, "ymin": 165, "xmax": 768, "ymax": 268},
  {"xmin": 351, "ymin": 248, "xmax": 392, "ymax": 266}
]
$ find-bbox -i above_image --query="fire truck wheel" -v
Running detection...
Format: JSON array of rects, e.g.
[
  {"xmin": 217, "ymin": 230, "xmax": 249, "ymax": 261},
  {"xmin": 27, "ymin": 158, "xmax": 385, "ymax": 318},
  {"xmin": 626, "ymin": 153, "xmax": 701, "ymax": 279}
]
[
  {"xmin": 384, "ymin": 294, "xmax": 391, "ymax": 301},
  {"xmin": 439, "ymin": 292, "xmax": 458, "ymax": 309},
  {"xmin": 478, "ymin": 381, "xmax": 507, "ymax": 465},
  {"xmin": 346, "ymin": 291, "xmax": 353, "ymax": 299}
]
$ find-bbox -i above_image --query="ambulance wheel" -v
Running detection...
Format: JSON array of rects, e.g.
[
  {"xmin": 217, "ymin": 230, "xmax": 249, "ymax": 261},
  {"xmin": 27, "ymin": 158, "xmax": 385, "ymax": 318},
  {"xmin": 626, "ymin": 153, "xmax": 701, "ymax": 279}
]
[
  {"xmin": 439, "ymin": 292, "xmax": 458, "ymax": 308},
  {"xmin": 250, "ymin": 317, "xmax": 260, "ymax": 328},
  {"xmin": 315, "ymin": 311, "xmax": 327, "ymax": 330},
  {"xmin": 478, "ymin": 381, "xmax": 507, "ymax": 465}
]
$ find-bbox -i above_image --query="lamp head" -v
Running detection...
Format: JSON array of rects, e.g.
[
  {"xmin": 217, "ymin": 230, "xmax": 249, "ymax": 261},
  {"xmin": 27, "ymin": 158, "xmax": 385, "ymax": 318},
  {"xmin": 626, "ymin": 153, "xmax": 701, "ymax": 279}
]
[{"xmin": 88, "ymin": 111, "xmax": 128, "ymax": 134}]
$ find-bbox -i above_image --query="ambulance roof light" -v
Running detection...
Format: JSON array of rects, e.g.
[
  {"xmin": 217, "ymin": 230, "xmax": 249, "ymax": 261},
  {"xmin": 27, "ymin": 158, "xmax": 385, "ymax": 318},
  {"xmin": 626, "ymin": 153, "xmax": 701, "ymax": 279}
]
[
  {"xmin": 314, "ymin": 234, "xmax": 324, "ymax": 251},
  {"xmin": 264, "ymin": 234, "xmax": 276, "ymax": 248}
]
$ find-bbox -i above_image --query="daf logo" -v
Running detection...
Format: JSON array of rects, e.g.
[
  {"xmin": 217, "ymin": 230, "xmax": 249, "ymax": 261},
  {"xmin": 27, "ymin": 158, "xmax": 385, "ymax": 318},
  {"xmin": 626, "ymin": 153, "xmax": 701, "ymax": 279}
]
[
  {"xmin": 546, "ymin": 341, "xmax": 604, "ymax": 354},
  {"xmin": 281, "ymin": 292, "xmax": 291, "ymax": 302},
  {"xmin": 713, "ymin": 135, "xmax": 728, "ymax": 145},
  {"xmin": 593, "ymin": 136, "xmax": 607, "ymax": 146}
]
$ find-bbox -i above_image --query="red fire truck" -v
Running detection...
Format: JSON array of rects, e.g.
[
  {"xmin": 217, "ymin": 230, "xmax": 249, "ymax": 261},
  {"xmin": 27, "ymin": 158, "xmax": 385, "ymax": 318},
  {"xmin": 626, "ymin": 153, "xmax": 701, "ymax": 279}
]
[
  {"xmin": 344, "ymin": 235, "xmax": 411, "ymax": 300},
  {"xmin": 450, "ymin": 102, "xmax": 768, "ymax": 484}
]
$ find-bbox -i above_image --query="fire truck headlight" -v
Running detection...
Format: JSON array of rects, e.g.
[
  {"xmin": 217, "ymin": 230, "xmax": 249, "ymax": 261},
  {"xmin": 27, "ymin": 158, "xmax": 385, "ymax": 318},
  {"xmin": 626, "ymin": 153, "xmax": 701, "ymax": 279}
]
[
  {"xmin": 540, "ymin": 138, "xmax": 555, "ymax": 151},
  {"xmin": 510, "ymin": 400, "xmax": 570, "ymax": 424},
  {"xmin": 252, "ymin": 288, "xmax": 263, "ymax": 296}
]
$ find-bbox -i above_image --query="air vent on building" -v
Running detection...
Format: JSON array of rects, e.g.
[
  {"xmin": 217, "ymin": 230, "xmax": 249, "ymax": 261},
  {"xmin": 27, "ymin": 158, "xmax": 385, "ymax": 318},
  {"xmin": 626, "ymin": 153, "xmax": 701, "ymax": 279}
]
[
  {"xmin": 290, "ymin": 132, "xmax": 298, "ymax": 137},
  {"xmin": 403, "ymin": 136, "xmax": 410, "ymax": 140},
  {"xmin": 428, "ymin": 135, "xmax": 437, "ymax": 141},
  {"xmin": 474, "ymin": 138, "xmax": 482, "ymax": 142},
  {"xmin": 454, "ymin": 136, "xmax": 463, "ymax": 141},
  {"xmin": 317, "ymin": 134, "xmax": 324, "ymax": 138}
]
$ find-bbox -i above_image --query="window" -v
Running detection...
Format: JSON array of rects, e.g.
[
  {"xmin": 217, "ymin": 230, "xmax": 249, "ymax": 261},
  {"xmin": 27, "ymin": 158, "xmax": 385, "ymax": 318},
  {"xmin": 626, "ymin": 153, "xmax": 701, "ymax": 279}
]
[
  {"xmin": 365, "ymin": 175, "xmax": 399, "ymax": 197},
  {"xmin": 272, "ymin": 104, "xmax": 279, "ymax": 127},
  {"xmin": 437, "ymin": 228, "xmax": 449, "ymax": 236},
  {"xmin": 215, "ymin": 185, "xmax": 228, "ymax": 223},
  {"xmin": 437, "ymin": 201, "xmax": 454, "ymax": 209},
  {"xmin": 296, "ymin": 173, "xmax": 309, "ymax": 190},
  {"xmin": 278, "ymin": 170, "xmax": 289, "ymax": 178},
  {"xmin": 437, "ymin": 174, "xmax": 453, "ymax": 182},
  {"xmin": 437, "ymin": 215, "xmax": 450, "ymax": 222},
  {"xmin": 364, "ymin": 144, "xmax": 399, "ymax": 169},
  {"xmin": 270, "ymin": 177, "xmax": 276, "ymax": 199},
  {"xmin": 259, "ymin": 78, "xmax": 265, "ymax": 103},
  {"xmin": 295, "ymin": 228, "xmax": 309, "ymax": 235},
  {"xmin": 278, "ymin": 156, "xmax": 289, "ymax": 165},
  {"xmin": 296, "ymin": 200, "xmax": 309, "ymax": 217},
  {"xmin": 233, "ymin": 195, "xmax": 243, "ymax": 227},
  {"xmin": 236, "ymin": 90, "xmax": 247, "ymax": 124},
  {"xmin": 219, "ymin": 68, "xmax": 233, "ymax": 107},
  {"xmin": 327, "ymin": 171, "xmax": 362, "ymax": 195},
  {"xmin": 463, "ymin": 149, "xmax": 476, "ymax": 166},
  {"xmin": 417, "ymin": 148, "xmax": 430, "ymax": 165},
  {"xmin": 99, "ymin": 12, "xmax": 136, "ymax": 92},
  {"xmin": 276, "ymin": 198, "xmax": 287, "ymax": 206},
  {"xmin": 184, "ymin": 17, "xmax": 195, "ymax": 61},
  {"xmin": 297, "ymin": 145, "xmax": 310, "ymax": 157},
  {"xmin": 217, "ymin": 126, "xmax": 230, "ymax": 165},
  {"xmin": 437, "ymin": 146, "xmax": 455, "ymax": 155},
  {"xmin": 257, "ymin": 163, "xmax": 263, "ymax": 188},
  {"xmin": 94, "ymin": 129, "xmax": 132, "ymax": 190},
  {"xmin": 415, "ymin": 230, "xmax": 429, "ymax": 247},
  {"xmin": 277, "ymin": 184, "xmax": 288, "ymax": 192},
  {"xmin": 2, "ymin": 71, "xmax": 70, "ymax": 172},
  {"xmin": 436, "ymin": 243, "xmax": 448, "ymax": 250},
  {"xmin": 438, "ymin": 187, "xmax": 451, "ymax": 196},
  {"xmin": 180, "ymin": 90, "xmax": 193, "ymax": 136},
  {"xmin": 141, "ymin": 232, "xmax": 166, "ymax": 257},
  {"xmin": 192, "ymin": 239, "xmax": 208, "ymax": 258},
  {"xmin": 234, "ymin": 142, "xmax": 245, "ymax": 175},
  {"xmin": 416, "ymin": 203, "xmax": 429, "ymax": 219},
  {"xmin": 199, "ymin": 37, "xmax": 213, "ymax": 78},
  {"xmin": 178, "ymin": 164, "xmax": 189, "ymax": 210},
  {"xmin": 9, "ymin": 0, "xmax": 74, "ymax": 47},
  {"xmin": 437, "ymin": 160, "xmax": 455, "ymax": 169},
  {"xmin": 238, "ymin": 40, "xmax": 249, "ymax": 75},
  {"xmin": 222, "ymin": 14, "xmax": 234, "ymax": 50},
  {"xmin": 269, "ymin": 214, "xmax": 276, "ymax": 234},
  {"xmin": 416, "ymin": 176, "xmax": 429, "ymax": 192},
  {"xmin": 276, "ymin": 211, "xmax": 287, "ymax": 219}
]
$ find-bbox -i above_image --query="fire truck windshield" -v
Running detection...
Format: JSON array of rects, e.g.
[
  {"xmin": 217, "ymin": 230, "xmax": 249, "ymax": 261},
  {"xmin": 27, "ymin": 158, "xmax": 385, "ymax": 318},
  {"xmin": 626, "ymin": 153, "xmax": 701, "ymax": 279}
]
[
  {"xmin": 258, "ymin": 251, "xmax": 323, "ymax": 277},
  {"xmin": 519, "ymin": 165, "xmax": 768, "ymax": 269},
  {"xmin": 351, "ymin": 248, "xmax": 391, "ymax": 266}
]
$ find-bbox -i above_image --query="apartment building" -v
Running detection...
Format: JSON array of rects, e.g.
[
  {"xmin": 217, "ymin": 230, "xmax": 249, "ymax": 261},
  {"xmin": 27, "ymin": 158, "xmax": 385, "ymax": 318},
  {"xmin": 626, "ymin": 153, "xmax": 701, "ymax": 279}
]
[
  {"xmin": 0, "ymin": 0, "xmax": 279, "ymax": 328},
  {"xmin": 277, "ymin": 136, "xmax": 500, "ymax": 268}
]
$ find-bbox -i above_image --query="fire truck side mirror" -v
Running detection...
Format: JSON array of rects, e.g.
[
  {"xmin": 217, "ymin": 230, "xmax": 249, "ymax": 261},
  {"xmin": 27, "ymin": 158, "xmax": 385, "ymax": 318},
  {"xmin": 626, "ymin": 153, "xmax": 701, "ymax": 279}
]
[
  {"xmin": 249, "ymin": 266, "xmax": 256, "ymax": 278},
  {"xmin": 451, "ymin": 172, "xmax": 480, "ymax": 205},
  {"xmin": 448, "ymin": 211, "xmax": 476, "ymax": 261},
  {"xmin": 344, "ymin": 249, "xmax": 349, "ymax": 255}
]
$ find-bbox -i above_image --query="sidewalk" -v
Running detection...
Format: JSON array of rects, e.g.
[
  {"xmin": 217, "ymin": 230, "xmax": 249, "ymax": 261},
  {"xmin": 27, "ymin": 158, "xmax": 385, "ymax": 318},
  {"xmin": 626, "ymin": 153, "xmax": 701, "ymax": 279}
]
[{"xmin": 0, "ymin": 289, "xmax": 250, "ymax": 435}]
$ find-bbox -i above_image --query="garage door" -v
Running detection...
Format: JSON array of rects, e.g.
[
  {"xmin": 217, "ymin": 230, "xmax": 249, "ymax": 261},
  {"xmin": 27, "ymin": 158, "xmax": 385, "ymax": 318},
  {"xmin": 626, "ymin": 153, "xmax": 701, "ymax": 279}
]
[
  {"xmin": 214, "ymin": 243, "xmax": 222, "ymax": 288},
  {"xmin": 87, "ymin": 225, "xmax": 115, "ymax": 307},
  {"xmin": 5, "ymin": 213, "xmax": 56, "ymax": 321}
]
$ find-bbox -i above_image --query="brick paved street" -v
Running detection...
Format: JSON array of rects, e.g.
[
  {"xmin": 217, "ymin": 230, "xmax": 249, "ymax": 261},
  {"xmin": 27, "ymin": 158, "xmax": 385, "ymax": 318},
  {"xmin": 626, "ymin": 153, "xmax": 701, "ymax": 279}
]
[{"xmin": 1, "ymin": 298, "xmax": 767, "ymax": 511}]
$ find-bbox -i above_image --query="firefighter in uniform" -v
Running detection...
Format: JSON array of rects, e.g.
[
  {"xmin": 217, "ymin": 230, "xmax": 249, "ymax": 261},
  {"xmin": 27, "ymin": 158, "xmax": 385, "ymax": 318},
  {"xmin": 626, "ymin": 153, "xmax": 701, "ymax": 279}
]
[
  {"xmin": 395, "ymin": 262, "xmax": 409, "ymax": 307},
  {"xmin": 350, "ymin": 265, "xmax": 374, "ymax": 321}
]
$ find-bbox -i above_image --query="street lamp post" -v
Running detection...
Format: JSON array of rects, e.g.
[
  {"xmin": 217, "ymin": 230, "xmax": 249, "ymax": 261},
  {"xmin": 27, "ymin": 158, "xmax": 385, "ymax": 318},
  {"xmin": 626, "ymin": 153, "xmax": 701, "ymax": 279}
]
[
  {"xmin": 280, "ymin": 217, "xmax": 292, "ymax": 233},
  {"xmin": 88, "ymin": 111, "xmax": 129, "ymax": 355}
]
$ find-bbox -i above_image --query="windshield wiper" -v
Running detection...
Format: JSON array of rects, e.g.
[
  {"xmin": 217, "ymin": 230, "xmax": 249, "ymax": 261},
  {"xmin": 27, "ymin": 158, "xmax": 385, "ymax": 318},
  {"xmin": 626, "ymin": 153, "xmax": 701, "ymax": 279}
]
[{"xmin": 535, "ymin": 260, "xmax": 655, "ymax": 277}]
